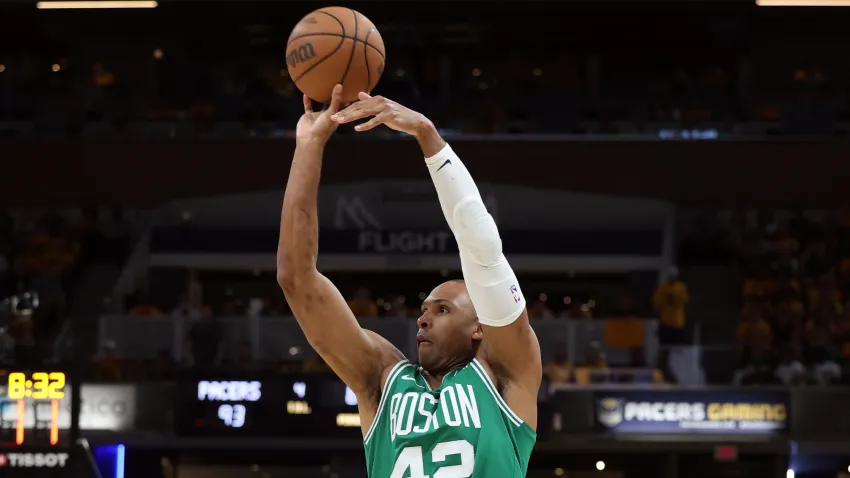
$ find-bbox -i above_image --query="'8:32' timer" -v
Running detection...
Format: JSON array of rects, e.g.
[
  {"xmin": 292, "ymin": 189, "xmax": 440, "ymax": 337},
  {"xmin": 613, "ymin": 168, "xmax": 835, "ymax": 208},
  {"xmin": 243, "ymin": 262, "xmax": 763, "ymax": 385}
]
[
  {"xmin": 3, "ymin": 372, "xmax": 67, "ymax": 446},
  {"xmin": 8, "ymin": 373, "xmax": 66, "ymax": 400}
]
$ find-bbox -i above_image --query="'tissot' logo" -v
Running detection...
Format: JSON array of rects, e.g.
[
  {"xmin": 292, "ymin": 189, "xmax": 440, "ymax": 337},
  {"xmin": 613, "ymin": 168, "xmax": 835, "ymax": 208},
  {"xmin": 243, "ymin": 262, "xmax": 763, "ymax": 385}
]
[{"xmin": 0, "ymin": 453, "xmax": 70, "ymax": 468}]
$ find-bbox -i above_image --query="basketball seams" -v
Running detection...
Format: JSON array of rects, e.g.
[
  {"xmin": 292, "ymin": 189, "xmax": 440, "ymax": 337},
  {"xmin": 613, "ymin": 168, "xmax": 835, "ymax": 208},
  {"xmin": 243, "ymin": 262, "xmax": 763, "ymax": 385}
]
[
  {"xmin": 288, "ymin": 10, "xmax": 347, "ymax": 86},
  {"xmin": 288, "ymin": 8, "xmax": 384, "ymax": 103},
  {"xmin": 286, "ymin": 32, "xmax": 385, "ymax": 61},
  {"xmin": 337, "ymin": 8, "xmax": 359, "ymax": 88},
  {"xmin": 362, "ymin": 28, "xmax": 373, "ymax": 93}
]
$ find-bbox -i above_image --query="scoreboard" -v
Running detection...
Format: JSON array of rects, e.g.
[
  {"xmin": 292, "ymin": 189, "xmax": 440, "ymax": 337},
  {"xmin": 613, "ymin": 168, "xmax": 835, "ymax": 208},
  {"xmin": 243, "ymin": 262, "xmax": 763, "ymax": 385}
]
[
  {"xmin": 0, "ymin": 370, "xmax": 73, "ymax": 477},
  {"xmin": 173, "ymin": 374, "xmax": 363, "ymax": 438},
  {"xmin": 0, "ymin": 371, "xmax": 69, "ymax": 447}
]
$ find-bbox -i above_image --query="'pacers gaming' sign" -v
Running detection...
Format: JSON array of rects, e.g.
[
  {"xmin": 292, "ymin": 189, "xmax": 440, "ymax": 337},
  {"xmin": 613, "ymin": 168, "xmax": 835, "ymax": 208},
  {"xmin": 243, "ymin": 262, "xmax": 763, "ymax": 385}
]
[{"xmin": 595, "ymin": 390, "xmax": 790, "ymax": 434}]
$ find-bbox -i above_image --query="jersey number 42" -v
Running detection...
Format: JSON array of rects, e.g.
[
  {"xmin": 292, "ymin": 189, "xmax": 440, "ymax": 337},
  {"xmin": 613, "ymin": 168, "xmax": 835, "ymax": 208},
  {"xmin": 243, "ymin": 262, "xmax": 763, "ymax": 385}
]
[{"xmin": 390, "ymin": 440, "xmax": 474, "ymax": 478}]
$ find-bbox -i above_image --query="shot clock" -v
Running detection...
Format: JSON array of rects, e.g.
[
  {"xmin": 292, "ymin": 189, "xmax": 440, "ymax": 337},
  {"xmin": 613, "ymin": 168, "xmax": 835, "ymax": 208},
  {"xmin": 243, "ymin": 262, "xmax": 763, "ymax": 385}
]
[{"xmin": 1, "ymin": 372, "xmax": 67, "ymax": 446}]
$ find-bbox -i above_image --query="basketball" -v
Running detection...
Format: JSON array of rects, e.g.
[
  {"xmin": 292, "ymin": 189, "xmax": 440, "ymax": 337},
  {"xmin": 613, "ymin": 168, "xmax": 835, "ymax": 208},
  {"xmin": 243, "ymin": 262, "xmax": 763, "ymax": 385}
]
[{"xmin": 286, "ymin": 7, "xmax": 386, "ymax": 104}]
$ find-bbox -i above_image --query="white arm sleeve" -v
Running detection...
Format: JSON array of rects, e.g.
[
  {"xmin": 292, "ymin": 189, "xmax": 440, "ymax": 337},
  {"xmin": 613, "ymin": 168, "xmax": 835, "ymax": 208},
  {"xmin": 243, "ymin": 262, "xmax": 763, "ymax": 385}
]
[{"xmin": 425, "ymin": 143, "xmax": 525, "ymax": 326}]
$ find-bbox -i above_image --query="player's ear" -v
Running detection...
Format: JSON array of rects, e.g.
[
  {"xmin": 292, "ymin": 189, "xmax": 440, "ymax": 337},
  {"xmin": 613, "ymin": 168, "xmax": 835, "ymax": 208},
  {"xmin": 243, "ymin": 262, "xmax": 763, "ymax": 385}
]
[{"xmin": 472, "ymin": 322, "xmax": 484, "ymax": 341}]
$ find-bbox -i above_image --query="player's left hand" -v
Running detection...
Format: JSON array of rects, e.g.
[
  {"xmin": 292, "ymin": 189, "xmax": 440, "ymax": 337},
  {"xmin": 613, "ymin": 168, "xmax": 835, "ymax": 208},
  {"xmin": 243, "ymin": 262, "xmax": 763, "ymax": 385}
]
[
  {"xmin": 331, "ymin": 92, "xmax": 432, "ymax": 136},
  {"xmin": 296, "ymin": 84, "xmax": 344, "ymax": 146}
]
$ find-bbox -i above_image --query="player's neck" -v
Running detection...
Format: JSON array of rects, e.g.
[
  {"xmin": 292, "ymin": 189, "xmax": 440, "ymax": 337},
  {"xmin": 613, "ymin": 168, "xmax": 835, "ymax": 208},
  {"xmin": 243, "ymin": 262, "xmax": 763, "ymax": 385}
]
[{"xmin": 421, "ymin": 358, "xmax": 472, "ymax": 388}]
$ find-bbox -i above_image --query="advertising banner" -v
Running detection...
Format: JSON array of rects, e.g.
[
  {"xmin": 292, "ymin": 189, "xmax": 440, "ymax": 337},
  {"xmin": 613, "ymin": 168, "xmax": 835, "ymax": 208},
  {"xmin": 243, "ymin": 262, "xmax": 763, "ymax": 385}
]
[
  {"xmin": 594, "ymin": 389, "xmax": 790, "ymax": 434},
  {"xmin": 0, "ymin": 384, "xmax": 136, "ymax": 432}
]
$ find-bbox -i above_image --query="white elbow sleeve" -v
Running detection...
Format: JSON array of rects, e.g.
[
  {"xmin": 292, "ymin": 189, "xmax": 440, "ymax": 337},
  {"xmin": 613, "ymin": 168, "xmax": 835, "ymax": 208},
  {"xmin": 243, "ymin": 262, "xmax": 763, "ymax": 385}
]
[
  {"xmin": 460, "ymin": 247, "xmax": 525, "ymax": 327},
  {"xmin": 425, "ymin": 143, "xmax": 525, "ymax": 327}
]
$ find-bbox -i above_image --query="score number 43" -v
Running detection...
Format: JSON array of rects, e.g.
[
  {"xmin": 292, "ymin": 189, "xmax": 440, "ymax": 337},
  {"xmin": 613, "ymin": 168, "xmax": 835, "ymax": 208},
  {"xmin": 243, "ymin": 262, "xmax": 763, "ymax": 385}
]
[{"xmin": 217, "ymin": 404, "xmax": 246, "ymax": 428}]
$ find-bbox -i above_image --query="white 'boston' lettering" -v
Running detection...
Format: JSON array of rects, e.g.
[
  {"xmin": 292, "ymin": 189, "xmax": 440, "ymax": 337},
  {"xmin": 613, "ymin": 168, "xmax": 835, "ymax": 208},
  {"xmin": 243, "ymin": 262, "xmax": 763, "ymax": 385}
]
[
  {"xmin": 440, "ymin": 386, "xmax": 462, "ymax": 427},
  {"xmin": 394, "ymin": 392, "xmax": 419, "ymax": 438},
  {"xmin": 387, "ymin": 385, "xmax": 482, "ymax": 442},
  {"xmin": 413, "ymin": 393, "xmax": 438, "ymax": 433},
  {"xmin": 455, "ymin": 384, "xmax": 481, "ymax": 429},
  {"xmin": 389, "ymin": 393, "xmax": 403, "ymax": 441}
]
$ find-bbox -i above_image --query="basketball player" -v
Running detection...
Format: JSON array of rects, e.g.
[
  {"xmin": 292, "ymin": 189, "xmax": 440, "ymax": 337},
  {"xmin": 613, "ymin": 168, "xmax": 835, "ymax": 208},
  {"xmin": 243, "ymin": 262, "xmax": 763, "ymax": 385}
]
[{"xmin": 278, "ymin": 84, "xmax": 541, "ymax": 477}]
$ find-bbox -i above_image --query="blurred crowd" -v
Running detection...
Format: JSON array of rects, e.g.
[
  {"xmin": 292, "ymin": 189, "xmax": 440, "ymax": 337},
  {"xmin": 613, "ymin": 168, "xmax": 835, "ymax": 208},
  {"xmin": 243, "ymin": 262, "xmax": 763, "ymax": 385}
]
[
  {"xmin": 96, "ymin": 271, "xmax": 688, "ymax": 387},
  {"xmin": 0, "ymin": 209, "xmax": 132, "ymax": 363},
  {"xmin": 0, "ymin": 211, "xmax": 83, "ymax": 362},
  {"xmin": 681, "ymin": 210, "xmax": 850, "ymax": 385},
  {"xmin": 0, "ymin": 4, "xmax": 848, "ymax": 137}
]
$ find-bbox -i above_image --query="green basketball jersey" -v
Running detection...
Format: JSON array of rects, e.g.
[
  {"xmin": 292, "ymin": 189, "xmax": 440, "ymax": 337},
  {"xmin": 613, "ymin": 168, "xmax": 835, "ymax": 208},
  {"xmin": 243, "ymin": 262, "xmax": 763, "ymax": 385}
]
[{"xmin": 363, "ymin": 359, "xmax": 536, "ymax": 478}]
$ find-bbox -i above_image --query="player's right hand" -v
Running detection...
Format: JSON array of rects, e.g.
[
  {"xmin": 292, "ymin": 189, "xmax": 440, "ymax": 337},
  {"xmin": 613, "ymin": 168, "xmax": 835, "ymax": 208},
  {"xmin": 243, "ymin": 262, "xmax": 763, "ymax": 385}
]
[{"xmin": 295, "ymin": 84, "xmax": 343, "ymax": 147}]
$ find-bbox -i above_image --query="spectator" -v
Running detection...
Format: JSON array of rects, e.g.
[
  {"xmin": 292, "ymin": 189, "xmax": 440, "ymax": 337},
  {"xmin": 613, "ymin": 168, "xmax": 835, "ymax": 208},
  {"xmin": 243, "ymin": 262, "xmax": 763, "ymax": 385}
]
[
  {"xmin": 653, "ymin": 266, "xmax": 690, "ymax": 343},
  {"xmin": 736, "ymin": 302, "xmax": 773, "ymax": 360},
  {"xmin": 807, "ymin": 275, "xmax": 842, "ymax": 315},
  {"xmin": 733, "ymin": 338, "xmax": 776, "ymax": 385},
  {"xmin": 185, "ymin": 306, "xmax": 223, "ymax": 371},
  {"xmin": 171, "ymin": 294, "xmax": 202, "ymax": 319},
  {"xmin": 92, "ymin": 340, "xmax": 123, "ymax": 381},
  {"xmin": 774, "ymin": 344, "xmax": 806, "ymax": 385},
  {"xmin": 833, "ymin": 306, "xmax": 850, "ymax": 363},
  {"xmin": 129, "ymin": 302, "xmax": 163, "ymax": 316},
  {"xmin": 348, "ymin": 288, "xmax": 378, "ymax": 318},
  {"xmin": 528, "ymin": 299, "xmax": 554, "ymax": 319},
  {"xmin": 804, "ymin": 318, "xmax": 842, "ymax": 385},
  {"xmin": 543, "ymin": 345, "xmax": 572, "ymax": 384},
  {"xmin": 574, "ymin": 342, "xmax": 608, "ymax": 384},
  {"xmin": 771, "ymin": 297, "xmax": 802, "ymax": 347},
  {"xmin": 605, "ymin": 294, "xmax": 645, "ymax": 363},
  {"xmin": 6, "ymin": 283, "xmax": 37, "ymax": 365},
  {"xmin": 383, "ymin": 295, "xmax": 412, "ymax": 318},
  {"xmin": 653, "ymin": 266, "xmax": 689, "ymax": 382},
  {"xmin": 584, "ymin": 343, "xmax": 608, "ymax": 369}
]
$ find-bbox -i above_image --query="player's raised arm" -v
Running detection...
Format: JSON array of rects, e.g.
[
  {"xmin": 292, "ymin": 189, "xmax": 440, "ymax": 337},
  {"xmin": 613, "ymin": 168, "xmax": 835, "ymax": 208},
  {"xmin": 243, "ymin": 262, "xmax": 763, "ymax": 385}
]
[
  {"xmin": 333, "ymin": 95, "xmax": 543, "ymax": 426},
  {"xmin": 277, "ymin": 86, "xmax": 403, "ymax": 403}
]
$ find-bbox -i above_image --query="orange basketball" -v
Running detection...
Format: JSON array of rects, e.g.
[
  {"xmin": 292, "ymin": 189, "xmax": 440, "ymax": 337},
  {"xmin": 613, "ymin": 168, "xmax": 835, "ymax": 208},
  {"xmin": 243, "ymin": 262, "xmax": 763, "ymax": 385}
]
[{"xmin": 286, "ymin": 7, "xmax": 386, "ymax": 104}]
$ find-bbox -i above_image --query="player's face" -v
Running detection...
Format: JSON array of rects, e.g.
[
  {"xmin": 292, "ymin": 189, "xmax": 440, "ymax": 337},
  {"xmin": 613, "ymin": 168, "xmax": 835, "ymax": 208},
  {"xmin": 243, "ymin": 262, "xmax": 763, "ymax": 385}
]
[{"xmin": 416, "ymin": 281, "xmax": 483, "ymax": 374}]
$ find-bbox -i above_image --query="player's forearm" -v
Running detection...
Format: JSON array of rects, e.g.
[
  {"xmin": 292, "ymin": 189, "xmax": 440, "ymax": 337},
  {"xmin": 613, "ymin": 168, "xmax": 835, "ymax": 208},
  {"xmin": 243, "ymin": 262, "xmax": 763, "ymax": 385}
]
[
  {"xmin": 424, "ymin": 137, "xmax": 526, "ymax": 326},
  {"xmin": 422, "ymin": 138, "xmax": 488, "ymax": 237},
  {"xmin": 412, "ymin": 120, "xmax": 446, "ymax": 158},
  {"xmin": 277, "ymin": 140, "xmax": 324, "ymax": 286}
]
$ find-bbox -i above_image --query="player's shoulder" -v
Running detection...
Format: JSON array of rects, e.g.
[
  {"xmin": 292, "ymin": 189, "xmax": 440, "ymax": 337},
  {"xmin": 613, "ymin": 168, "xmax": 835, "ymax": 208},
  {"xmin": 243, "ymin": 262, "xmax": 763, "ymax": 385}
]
[
  {"xmin": 361, "ymin": 329, "xmax": 407, "ymax": 392},
  {"xmin": 362, "ymin": 329, "xmax": 406, "ymax": 365}
]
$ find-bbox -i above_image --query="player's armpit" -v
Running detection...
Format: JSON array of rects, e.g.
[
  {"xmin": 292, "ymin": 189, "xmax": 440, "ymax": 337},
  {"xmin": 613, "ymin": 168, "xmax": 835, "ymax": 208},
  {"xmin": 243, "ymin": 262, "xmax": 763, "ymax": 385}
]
[
  {"xmin": 456, "ymin": 248, "xmax": 542, "ymax": 405},
  {"xmin": 480, "ymin": 311, "xmax": 543, "ymax": 429},
  {"xmin": 279, "ymin": 270, "xmax": 404, "ymax": 398}
]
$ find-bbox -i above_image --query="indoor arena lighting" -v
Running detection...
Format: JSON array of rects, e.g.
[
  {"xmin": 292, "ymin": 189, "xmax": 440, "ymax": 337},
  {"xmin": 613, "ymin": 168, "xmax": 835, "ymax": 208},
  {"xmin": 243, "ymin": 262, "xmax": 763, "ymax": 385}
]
[
  {"xmin": 116, "ymin": 444, "xmax": 125, "ymax": 478},
  {"xmin": 36, "ymin": 1, "xmax": 158, "ymax": 9},
  {"xmin": 757, "ymin": 0, "xmax": 850, "ymax": 6}
]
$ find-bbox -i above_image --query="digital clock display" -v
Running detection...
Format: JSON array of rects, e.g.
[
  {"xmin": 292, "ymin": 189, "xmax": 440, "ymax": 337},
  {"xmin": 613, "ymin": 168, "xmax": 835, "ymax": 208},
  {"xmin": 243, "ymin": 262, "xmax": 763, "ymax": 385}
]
[
  {"xmin": 7, "ymin": 373, "xmax": 66, "ymax": 400},
  {"xmin": 2, "ymin": 372, "xmax": 68, "ymax": 447}
]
